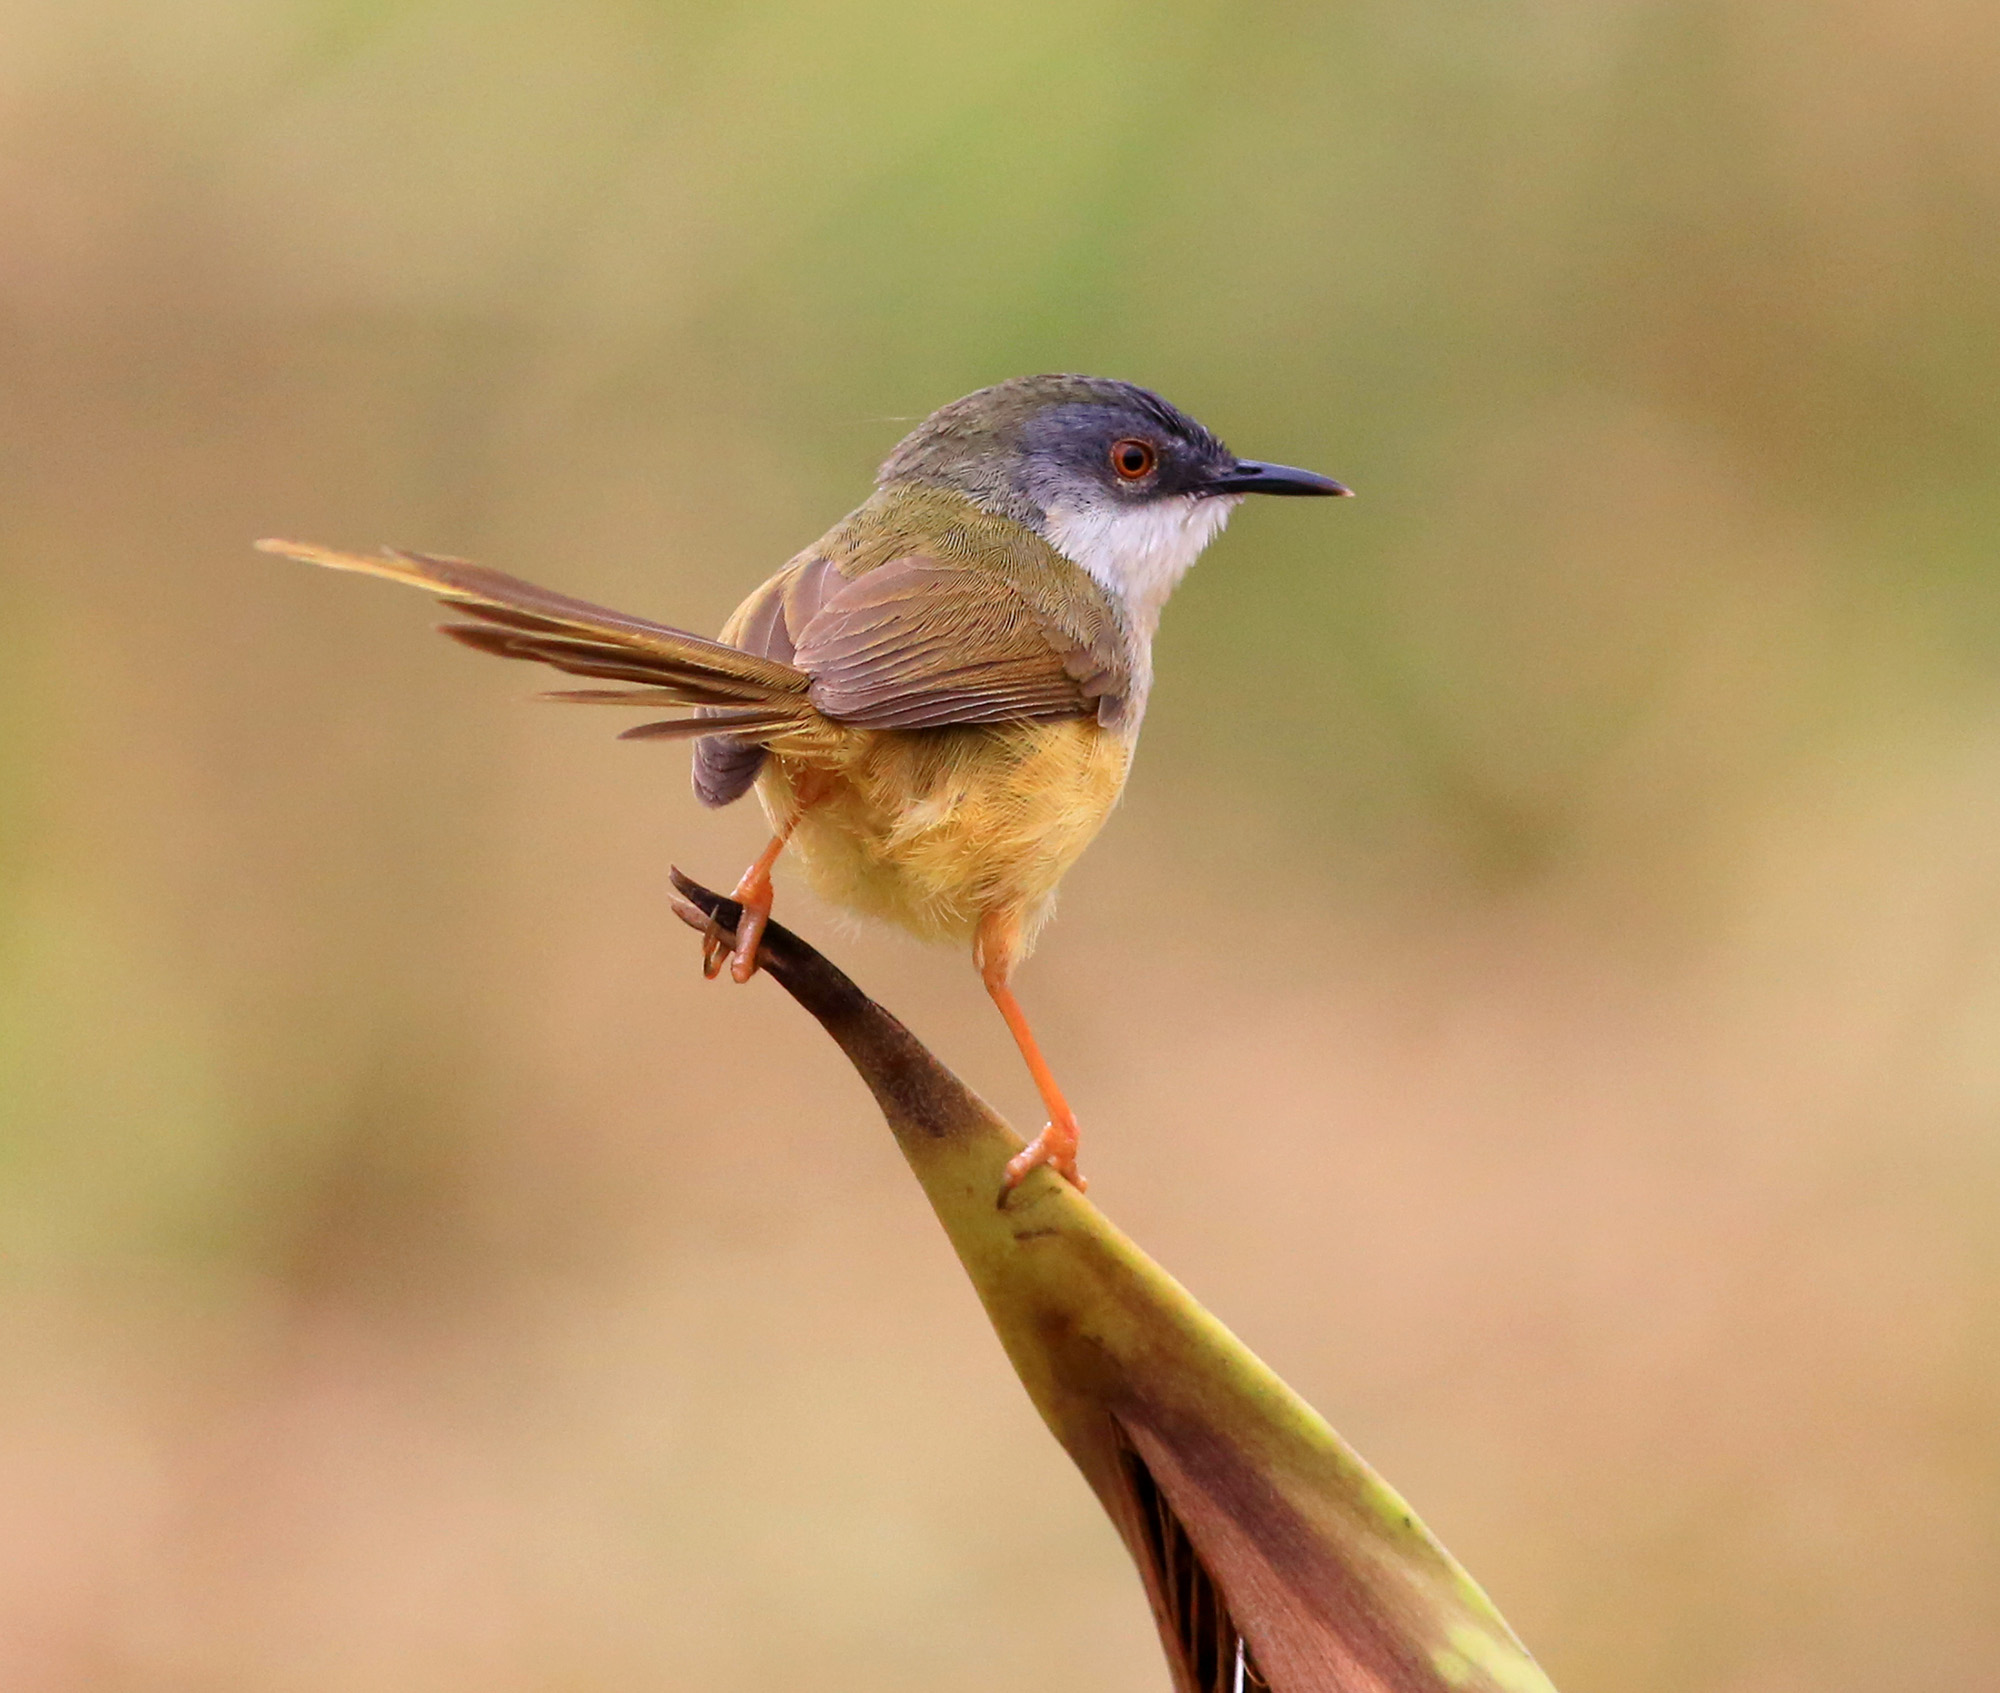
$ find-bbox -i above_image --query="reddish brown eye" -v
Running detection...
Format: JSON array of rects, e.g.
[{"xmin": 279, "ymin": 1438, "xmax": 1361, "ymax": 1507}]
[{"xmin": 1110, "ymin": 438, "xmax": 1157, "ymax": 480}]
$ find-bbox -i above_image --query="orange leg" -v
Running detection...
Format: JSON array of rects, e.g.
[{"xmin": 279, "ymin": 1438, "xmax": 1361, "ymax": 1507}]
[
  {"xmin": 976, "ymin": 910, "xmax": 1087, "ymax": 1199},
  {"xmin": 702, "ymin": 825, "xmax": 794, "ymax": 983},
  {"xmin": 703, "ymin": 772, "xmax": 829, "ymax": 983}
]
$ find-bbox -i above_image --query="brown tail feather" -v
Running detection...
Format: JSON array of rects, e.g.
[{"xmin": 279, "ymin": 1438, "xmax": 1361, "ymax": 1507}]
[
  {"xmin": 446, "ymin": 603, "xmax": 786, "ymax": 694},
  {"xmin": 537, "ymin": 687, "xmax": 719, "ymax": 706},
  {"xmin": 617, "ymin": 711, "xmax": 805, "ymax": 742},
  {"xmin": 438, "ymin": 622, "xmax": 782, "ymax": 705},
  {"xmin": 259, "ymin": 538, "xmax": 821, "ymax": 744}
]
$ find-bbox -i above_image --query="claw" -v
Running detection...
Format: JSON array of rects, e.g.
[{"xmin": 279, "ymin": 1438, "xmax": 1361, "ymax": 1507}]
[
  {"xmin": 701, "ymin": 916, "xmax": 735, "ymax": 979},
  {"xmin": 1000, "ymin": 1116, "xmax": 1087, "ymax": 1203},
  {"xmin": 728, "ymin": 896, "xmax": 772, "ymax": 983},
  {"xmin": 700, "ymin": 831, "xmax": 787, "ymax": 984}
]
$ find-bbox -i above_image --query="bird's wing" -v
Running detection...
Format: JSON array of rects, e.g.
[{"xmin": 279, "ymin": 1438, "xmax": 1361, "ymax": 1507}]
[
  {"xmin": 691, "ymin": 554, "xmax": 853, "ymax": 807},
  {"xmin": 792, "ymin": 554, "xmax": 1130, "ymax": 730},
  {"xmin": 717, "ymin": 552, "xmax": 849, "ymax": 666}
]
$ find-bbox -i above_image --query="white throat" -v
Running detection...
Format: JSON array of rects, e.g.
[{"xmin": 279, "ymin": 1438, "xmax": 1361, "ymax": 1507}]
[{"xmin": 1039, "ymin": 493, "xmax": 1240, "ymax": 633}]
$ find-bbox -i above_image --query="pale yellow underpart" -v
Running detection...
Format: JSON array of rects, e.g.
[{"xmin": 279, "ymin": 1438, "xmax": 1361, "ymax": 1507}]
[{"xmin": 755, "ymin": 718, "xmax": 1132, "ymax": 953}]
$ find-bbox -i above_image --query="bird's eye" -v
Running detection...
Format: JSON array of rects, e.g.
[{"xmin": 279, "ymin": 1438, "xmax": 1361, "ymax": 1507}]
[{"xmin": 1110, "ymin": 438, "xmax": 1157, "ymax": 481}]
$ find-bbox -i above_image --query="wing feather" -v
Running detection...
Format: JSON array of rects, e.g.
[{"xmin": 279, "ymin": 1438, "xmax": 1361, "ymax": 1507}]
[
  {"xmin": 794, "ymin": 555, "xmax": 1127, "ymax": 730},
  {"xmin": 692, "ymin": 554, "xmax": 853, "ymax": 807}
]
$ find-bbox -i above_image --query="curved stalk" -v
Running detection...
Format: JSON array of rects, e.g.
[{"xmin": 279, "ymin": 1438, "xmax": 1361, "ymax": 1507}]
[{"xmin": 668, "ymin": 871, "xmax": 1555, "ymax": 1693}]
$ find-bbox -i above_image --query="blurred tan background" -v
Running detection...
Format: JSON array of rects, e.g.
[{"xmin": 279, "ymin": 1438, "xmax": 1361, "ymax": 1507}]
[{"xmin": 2, "ymin": 2, "xmax": 1998, "ymax": 1688}]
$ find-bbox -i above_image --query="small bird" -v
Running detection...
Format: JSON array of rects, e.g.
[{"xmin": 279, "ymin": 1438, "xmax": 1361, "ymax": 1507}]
[{"xmin": 261, "ymin": 375, "xmax": 1348, "ymax": 1193}]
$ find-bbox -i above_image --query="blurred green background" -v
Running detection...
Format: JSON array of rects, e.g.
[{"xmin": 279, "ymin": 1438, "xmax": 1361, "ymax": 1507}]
[{"xmin": 3, "ymin": 1, "xmax": 1998, "ymax": 1687}]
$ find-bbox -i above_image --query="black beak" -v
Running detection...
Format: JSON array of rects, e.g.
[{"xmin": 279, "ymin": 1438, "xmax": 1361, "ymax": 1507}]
[{"xmin": 1204, "ymin": 459, "xmax": 1353, "ymax": 497}]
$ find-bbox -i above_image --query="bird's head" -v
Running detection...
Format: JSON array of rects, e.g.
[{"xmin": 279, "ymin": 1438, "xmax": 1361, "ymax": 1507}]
[{"xmin": 876, "ymin": 374, "xmax": 1349, "ymax": 623}]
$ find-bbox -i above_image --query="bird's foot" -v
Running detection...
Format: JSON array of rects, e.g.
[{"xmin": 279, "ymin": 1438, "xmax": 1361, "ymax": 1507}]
[
  {"xmin": 702, "ymin": 864, "xmax": 776, "ymax": 983},
  {"xmin": 1000, "ymin": 1116, "xmax": 1087, "ymax": 1202}
]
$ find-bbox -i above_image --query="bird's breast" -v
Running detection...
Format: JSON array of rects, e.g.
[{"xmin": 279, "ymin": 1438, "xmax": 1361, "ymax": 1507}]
[{"xmin": 757, "ymin": 718, "xmax": 1131, "ymax": 951}]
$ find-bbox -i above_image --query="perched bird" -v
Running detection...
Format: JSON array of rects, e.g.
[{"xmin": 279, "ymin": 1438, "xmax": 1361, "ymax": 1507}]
[{"xmin": 261, "ymin": 375, "xmax": 1348, "ymax": 1193}]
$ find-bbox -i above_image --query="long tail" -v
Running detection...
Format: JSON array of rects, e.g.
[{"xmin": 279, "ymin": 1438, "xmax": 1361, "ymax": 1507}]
[{"xmin": 256, "ymin": 539, "xmax": 819, "ymax": 743}]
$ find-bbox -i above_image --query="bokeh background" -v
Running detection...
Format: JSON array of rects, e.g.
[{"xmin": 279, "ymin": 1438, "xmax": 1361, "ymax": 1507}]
[{"xmin": 3, "ymin": 2, "xmax": 1998, "ymax": 1688}]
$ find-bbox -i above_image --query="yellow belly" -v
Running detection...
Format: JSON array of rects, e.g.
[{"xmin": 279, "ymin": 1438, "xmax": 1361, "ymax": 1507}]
[{"xmin": 755, "ymin": 719, "xmax": 1131, "ymax": 951}]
